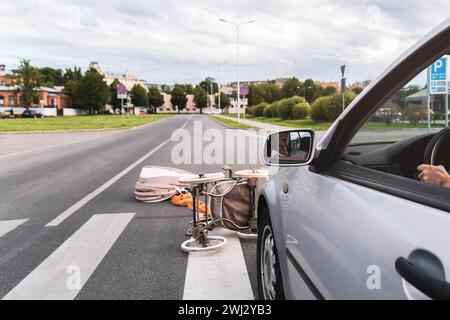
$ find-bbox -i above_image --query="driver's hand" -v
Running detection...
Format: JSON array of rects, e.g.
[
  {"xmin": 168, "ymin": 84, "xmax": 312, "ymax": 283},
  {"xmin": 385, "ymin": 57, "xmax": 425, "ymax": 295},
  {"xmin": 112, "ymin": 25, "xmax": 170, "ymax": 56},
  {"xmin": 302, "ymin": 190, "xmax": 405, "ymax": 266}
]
[{"xmin": 417, "ymin": 164, "xmax": 450, "ymax": 189}]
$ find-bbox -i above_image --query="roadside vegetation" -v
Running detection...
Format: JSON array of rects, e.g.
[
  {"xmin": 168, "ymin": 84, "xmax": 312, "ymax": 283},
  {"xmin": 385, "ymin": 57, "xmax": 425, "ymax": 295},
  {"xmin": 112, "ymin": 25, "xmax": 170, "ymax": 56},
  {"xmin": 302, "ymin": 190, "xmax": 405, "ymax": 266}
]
[
  {"xmin": 0, "ymin": 114, "xmax": 173, "ymax": 132},
  {"xmin": 235, "ymin": 81, "xmax": 443, "ymax": 132},
  {"xmin": 208, "ymin": 115, "xmax": 258, "ymax": 129}
]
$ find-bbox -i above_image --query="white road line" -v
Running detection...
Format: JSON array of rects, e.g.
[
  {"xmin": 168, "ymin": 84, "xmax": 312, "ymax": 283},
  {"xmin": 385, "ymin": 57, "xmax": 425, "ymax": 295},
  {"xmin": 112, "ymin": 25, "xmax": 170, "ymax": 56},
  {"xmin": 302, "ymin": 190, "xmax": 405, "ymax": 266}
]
[
  {"xmin": 0, "ymin": 219, "xmax": 28, "ymax": 239},
  {"xmin": 183, "ymin": 228, "xmax": 254, "ymax": 300},
  {"xmin": 45, "ymin": 116, "xmax": 192, "ymax": 227},
  {"xmin": 3, "ymin": 213, "xmax": 135, "ymax": 300}
]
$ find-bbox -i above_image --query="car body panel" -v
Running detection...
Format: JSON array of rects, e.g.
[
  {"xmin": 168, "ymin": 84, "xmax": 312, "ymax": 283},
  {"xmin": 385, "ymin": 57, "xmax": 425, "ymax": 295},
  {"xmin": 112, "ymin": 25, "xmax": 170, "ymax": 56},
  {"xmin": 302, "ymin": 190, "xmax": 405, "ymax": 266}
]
[{"xmin": 258, "ymin": 18, "xmax": 450, "ymax": 300}]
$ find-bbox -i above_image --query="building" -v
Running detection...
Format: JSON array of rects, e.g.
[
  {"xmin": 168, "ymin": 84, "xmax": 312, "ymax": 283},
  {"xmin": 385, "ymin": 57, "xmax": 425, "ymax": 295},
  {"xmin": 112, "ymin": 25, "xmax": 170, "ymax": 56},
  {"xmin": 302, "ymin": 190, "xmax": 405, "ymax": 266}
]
[
  {"xmin": 315, "ymin": 81, "xmax": 340, "ymax": 90},
  {"xmin": 155, "ymin": 93, "xmax": 219, "ymax": 114},
  {"xmin": 89, "ymin": 62, "xmax": 147, "ymax": 92},
  {"xmin": 220, "ymin": 84, "xmax": 248, "ymax": 114},
  {"xmin": 0, "ymin": 65, "xmax": 72, "ymax": 109}
]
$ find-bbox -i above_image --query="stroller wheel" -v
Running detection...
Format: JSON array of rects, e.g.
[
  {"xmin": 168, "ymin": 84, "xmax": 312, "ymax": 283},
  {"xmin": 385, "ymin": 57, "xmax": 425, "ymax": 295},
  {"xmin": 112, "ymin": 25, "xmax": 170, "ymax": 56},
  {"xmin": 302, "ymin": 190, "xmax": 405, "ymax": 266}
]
[
  {"xmin": 237, "ymin": 228, "xmax": 258, "ymax": 240},
  {"xmin": 186, "ymin": 226, "xmax": 194, "ymax": 237},
  {"xmin": 181, "ymin": 236, "xmax": 227, "ymax": 252}
]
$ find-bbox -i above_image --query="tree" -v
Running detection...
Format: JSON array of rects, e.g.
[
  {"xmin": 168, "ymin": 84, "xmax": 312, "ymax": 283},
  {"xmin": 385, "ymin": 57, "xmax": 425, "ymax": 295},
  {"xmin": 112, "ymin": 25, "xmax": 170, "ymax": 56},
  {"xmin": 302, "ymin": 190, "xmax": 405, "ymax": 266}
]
[
  {"xmin": 109, "ymin": 79, "xmax": 122, "ymax": 114},
  {"xmin": 303, "ymin": 79, "xmax": 323, "ymax": 104},
  {"xmin": 170, "ymin": 84, "xmax": 187, "ymax": 113},
  {"xmin": 351, "ymin": 86, "xmax": 364, "ymax": 95},
  {"xmin": 12, "ymin": 59, "xmax": 42, "ymax": 108},
  {"xmin": 281, "ymin": 77, "xmax": 304, "ymax": 99},
  {"xmin": 179, "ymin": 84, "xmax": 194, "ymax": 94},
  {"xmin": 63, "ymin": 67, "xmax": 82, "ymax": 86},
  {"xmin": 260, "ymin": 82, "xmax": 282, "ymax": 103},
  {"xmin": 38, "ymin": 67, "xmax": 64, "ymax": 87},
  {"xmin": 323, "ymin": 86, "xmax": 337, "ymax": 96},
  {"xmin": 199, "ymin": 77, "xmax": 218, "ymax": 94},
  {"xmin": 193, "ymin": 86, "xmax": 207, "ymax": 114},
  {"xmin": 72, "ymin": 68, "xmax": 110, "ymax": 113},
  {"xmin": 248, "ymin": 84, "xmax": 265, "ymax": 106},
  {"xmin": 215, "ymin": 92, "xmax": 230, "ymax": 110},
  {"xmin": 130, "ymin": 84, "xmax": 148, "ymax": 108},
  {"xmin": 148, "ymin": 86, "xmax": 164, "ymax": 113}
]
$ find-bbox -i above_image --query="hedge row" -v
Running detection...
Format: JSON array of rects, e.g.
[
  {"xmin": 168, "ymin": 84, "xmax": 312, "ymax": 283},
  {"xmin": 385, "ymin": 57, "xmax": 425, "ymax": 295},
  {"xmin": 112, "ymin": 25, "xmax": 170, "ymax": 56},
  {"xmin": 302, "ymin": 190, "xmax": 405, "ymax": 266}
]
[
  {"xmin": 249, "ymin": 96, "xmax": 311, "ymax": 120},
  {"xmin": 310, "ymin": 92, "xmax": 356, "ymax": 122}
]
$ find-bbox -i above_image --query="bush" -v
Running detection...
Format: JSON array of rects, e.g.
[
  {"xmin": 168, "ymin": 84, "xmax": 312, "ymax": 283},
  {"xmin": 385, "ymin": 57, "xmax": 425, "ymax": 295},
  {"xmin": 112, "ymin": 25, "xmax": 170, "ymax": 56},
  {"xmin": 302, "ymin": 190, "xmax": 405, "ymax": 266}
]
[
  {"xmin": 263, "ymin": 104, "xmax": 274, "ymax": 118},
  {"xmin": 292, "ymin": 101, "xmax": 310, "ymax": 119},
  {"xmin": 404, "ymin": 105, "xmax": 427, "ymax": 125},
  {"xmin": 310, "ymin": 92, "xmax": 356, "ymax": 122},
  {"xmin": 254, "ymin": 103, "xmax": 268, "ymax": 117},
  {"xmin": 269, "ymin": 100, "xmax": 282, "ymax": 118},
  {"xmin": 311, "ymin": 96, "xmax": 328, "ymax": 121},
  {"xmin": 277, "ymin": 96, "xmax": 305, "ymax": 120},
  {"xmin": 247, "ymin": 105, "xmax": 257, "ymax": 116}
]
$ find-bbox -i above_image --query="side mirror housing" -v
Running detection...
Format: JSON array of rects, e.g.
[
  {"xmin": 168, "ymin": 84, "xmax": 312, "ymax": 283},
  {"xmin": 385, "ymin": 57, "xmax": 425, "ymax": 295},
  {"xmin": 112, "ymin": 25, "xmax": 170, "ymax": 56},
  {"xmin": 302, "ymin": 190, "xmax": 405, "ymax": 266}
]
[{"xmin": 262, "ymin": 129, "xmax": 315, "ymax": 166}]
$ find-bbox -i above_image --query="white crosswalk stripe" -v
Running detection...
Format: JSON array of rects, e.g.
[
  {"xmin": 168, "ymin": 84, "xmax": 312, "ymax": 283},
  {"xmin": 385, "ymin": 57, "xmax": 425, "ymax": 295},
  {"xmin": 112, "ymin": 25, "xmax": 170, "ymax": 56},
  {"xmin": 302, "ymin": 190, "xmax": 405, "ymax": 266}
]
[
  {"xmin": 183, "ymin": 228, "xmax": 255, "ymax": 300},
  {"xmin": 0, "ymin": 219, "xmax": 28, "ymax": 239},
  {"xmin": 3, "ymin": 213, "xmax": 135, "ymax": 300}
]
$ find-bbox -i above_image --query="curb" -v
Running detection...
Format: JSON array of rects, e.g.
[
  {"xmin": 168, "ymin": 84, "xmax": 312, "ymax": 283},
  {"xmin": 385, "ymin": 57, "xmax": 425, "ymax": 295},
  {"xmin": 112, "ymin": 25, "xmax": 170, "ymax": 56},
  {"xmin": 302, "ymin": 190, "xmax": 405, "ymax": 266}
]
[{"xmin": 207, "ymin": 115, "xmax": 258, "ymax": 130}]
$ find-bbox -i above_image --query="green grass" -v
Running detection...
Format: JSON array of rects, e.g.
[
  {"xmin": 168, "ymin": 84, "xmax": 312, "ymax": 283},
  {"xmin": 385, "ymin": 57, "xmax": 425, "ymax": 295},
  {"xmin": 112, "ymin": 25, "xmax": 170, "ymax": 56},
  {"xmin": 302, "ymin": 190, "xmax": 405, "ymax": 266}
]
[
  {"xmin": 361, "ymin": 121, "xmax": 445, "ymax": 131},
  {"xmin": 225, "ymin": 114, "xmax": 332, "ymax": 131},
  {"xmin": 226, "ymin": 114, "xmax": 446, "ymax": 132},
  {"xmin": 0, "ymin": 114, "xmax": 174, "ymax": 132},
  {"xmin": 208, "ymin": 115, "xmax": 258, "ymax": 129}
]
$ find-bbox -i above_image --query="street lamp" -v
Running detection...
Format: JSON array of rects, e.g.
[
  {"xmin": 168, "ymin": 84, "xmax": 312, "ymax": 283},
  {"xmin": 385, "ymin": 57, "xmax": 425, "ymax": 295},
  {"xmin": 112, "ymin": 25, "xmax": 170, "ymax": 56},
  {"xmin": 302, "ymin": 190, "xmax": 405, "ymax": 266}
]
[
  {"xmin": 209, "ymin": 61, "xmax": 228, "ymax": 114},
  {"xmin": 340, "ymin": 65, "xmax": 346, "ymax": 113},
  {"xmin": 219, "ymin": 18, "xmax": 256, "ymax": 122}
]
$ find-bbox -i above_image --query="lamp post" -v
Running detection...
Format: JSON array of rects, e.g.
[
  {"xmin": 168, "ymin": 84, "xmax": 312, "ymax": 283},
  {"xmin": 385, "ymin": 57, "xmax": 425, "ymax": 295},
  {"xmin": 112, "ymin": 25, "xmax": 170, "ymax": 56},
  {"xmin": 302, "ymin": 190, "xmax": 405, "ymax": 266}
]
[
  {"xmin": 340, "ymin": 65, "xmax": 346, "ymax": 113},
  {"xmin": 209, "ymin": 61, "xmax": 228, "ymax": 114},
  {"xmin": 219, "ymin": 18, "xmax": 256, "ymax": 122}
]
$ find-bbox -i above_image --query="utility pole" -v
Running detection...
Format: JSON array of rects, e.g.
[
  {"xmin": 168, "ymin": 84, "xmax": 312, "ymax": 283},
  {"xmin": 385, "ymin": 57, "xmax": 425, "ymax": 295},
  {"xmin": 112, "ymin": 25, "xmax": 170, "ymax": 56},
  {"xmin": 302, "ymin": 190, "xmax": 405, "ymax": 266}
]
[
  {"xmin": 219, "ymin": 19, "xmax": 256, "ymax": 122},
  {"xmin": 210, "ymin": 61, "xmax": 228, "ymax": 114},
  {"xmin": 340, "ymin": 65, "xmax": 346, "ymax": 113}
]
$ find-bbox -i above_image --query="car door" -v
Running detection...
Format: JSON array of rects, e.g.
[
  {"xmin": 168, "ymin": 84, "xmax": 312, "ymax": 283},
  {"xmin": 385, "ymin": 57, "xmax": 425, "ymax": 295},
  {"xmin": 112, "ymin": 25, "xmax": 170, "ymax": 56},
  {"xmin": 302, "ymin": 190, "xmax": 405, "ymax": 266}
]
[{"xmin": 282, "ymin": 21, "xmax": 450, "ymax": 300}]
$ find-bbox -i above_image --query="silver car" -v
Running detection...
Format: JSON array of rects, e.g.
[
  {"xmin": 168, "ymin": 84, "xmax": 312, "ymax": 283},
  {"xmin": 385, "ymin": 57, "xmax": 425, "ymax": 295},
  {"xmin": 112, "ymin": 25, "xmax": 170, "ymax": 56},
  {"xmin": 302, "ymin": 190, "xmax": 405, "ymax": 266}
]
[{"xmin": 257, "ymin": 19, "xmax": 450, "ymax": 300}]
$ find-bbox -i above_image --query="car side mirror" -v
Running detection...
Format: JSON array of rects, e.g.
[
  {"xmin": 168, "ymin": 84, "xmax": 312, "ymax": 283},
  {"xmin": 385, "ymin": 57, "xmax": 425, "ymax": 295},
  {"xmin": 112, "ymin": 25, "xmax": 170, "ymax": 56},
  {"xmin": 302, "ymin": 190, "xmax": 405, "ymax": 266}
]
[{"xmin": 262, "ymin": 130, "xmax": 315, "ymax": 166}]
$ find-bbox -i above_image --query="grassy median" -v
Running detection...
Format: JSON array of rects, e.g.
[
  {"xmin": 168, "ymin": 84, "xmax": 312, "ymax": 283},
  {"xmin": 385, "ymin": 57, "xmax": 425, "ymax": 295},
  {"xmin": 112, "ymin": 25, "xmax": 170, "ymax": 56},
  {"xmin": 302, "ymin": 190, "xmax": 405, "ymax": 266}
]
[
  {"xmin": 0, "ymin": 114, "xmax": 174, "ymax": 132},
  {"xmin": 208, "ymin": 115, "xmax": 259, "ymax": 129},
  {"xmin": 224, "ymin": 114, "xmax": 445, "ymax": 132}
]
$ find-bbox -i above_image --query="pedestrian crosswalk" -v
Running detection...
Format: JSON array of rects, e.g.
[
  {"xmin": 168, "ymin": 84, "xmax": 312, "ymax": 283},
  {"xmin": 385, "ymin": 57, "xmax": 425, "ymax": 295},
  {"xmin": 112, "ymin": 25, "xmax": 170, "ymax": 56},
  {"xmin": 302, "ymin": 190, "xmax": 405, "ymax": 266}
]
[
  {"xmin": 0, "ymin": 214, "xmax": 255, "ymax": 300},
  {"xmin": 183, "ymin": 228, "xmax": 254, "ymax": 300},
  {"xmin": 2, "ymin": 213, "xmax": 135, "ymax": 300}
]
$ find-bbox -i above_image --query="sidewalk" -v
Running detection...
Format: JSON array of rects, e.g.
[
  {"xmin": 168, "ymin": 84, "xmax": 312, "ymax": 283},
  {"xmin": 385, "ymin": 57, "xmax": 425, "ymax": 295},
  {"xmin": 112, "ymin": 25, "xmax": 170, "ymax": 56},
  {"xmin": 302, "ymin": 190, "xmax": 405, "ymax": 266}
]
[{"xmin": 220, "ymin": 115, "xmax": 293, "ymax": 131}]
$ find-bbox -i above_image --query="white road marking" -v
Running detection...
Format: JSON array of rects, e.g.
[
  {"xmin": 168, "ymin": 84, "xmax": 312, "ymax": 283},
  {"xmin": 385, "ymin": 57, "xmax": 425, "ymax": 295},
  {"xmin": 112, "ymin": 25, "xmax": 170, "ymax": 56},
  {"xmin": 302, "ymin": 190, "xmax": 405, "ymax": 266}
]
[
  {"xmin": 3, "ymin": 213, "xmax": 135, "ymax": 300},
  {"xmin": 46, "ymin": 116, "xmax": 191, "ymax": 227},
  {"xmin": 183, "ymin": 228, "xmax": 254, "ymax": 300},
  {"xmin": 0, "ymin": 219, "xmax": 28, "ymax": 239}
]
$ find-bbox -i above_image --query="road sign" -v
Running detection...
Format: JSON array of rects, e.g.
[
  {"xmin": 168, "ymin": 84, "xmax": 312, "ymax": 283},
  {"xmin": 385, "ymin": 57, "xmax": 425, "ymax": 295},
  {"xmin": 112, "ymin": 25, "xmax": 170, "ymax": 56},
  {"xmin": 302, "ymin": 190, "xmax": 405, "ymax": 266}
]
[
  {"xmin": 430, "ymin": 57, "xmax": 447, "ymax": 95},
  {"xmin": 240, "ymin": 86, "xmax": 249, "ymax": 96},
  {"xmin": 117, "ymin": 84, "xmax": 127, "ymax": 99}
]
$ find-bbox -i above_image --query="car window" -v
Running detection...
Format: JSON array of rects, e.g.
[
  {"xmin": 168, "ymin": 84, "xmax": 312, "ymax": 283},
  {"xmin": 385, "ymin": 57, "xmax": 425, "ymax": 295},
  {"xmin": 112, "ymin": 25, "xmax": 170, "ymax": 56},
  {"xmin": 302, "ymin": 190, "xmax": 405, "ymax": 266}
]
[{"xmin": 350, "ymin": 58, "xmax": 448, "ymax": 146}]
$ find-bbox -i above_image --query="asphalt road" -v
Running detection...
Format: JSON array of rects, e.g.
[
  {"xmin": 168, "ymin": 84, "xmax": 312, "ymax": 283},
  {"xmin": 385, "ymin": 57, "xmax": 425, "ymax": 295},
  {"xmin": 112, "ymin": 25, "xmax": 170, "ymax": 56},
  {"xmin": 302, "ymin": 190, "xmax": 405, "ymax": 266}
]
[{"xmin": 0, "ymin": 115, "xmax": 262, "ymax": 300}]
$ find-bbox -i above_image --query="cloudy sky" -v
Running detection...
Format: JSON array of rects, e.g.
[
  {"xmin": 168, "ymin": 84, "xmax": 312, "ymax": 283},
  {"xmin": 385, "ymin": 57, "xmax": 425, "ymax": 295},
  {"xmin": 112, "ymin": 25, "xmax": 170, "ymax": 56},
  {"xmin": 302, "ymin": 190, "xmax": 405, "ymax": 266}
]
[{"xmin": 1, "ymin": 1, "xmax": 449, "ymax": 85}]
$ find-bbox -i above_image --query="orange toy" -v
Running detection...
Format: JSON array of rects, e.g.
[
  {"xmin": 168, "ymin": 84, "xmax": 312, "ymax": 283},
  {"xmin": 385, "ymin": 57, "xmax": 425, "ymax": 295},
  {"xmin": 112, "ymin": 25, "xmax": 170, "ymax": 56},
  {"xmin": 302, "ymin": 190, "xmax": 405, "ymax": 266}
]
[{"xmin": 171, "ymin": 193, "xmax": 211, "ymax": 219}]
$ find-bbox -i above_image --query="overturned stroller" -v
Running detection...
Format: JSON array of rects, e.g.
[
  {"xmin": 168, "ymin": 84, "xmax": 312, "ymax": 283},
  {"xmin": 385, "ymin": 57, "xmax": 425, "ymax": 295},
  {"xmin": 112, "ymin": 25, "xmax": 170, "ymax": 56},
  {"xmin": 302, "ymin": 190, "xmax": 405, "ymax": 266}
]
[
  {"xmin": 178, "ymin": 167, "xmax": 268, "ymax": 252},
  {"xmin": 135, "ymin": 166, "xmax": 268, "ymax": 252}
]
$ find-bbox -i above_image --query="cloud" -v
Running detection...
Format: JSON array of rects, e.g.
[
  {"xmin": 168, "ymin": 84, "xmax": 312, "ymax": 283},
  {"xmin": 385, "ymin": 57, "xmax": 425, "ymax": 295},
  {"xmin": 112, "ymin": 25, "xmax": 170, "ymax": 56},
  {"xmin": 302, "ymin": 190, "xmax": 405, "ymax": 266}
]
[{"xmin": 1, "ymin": 0, "xmax": 449, "ymax": 85}]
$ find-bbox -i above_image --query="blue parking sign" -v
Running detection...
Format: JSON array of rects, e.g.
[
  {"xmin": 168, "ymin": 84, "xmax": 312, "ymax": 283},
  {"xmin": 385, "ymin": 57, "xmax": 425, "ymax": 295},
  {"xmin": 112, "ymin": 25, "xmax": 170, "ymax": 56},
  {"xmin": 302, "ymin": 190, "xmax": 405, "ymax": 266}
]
[
  {"xmin": 430, "ymin": 57, "xmax": 448, "ymax": 95},
  {"xmin": 431, "ymin": 57, "xmax": 447, "ymax": 81}
]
